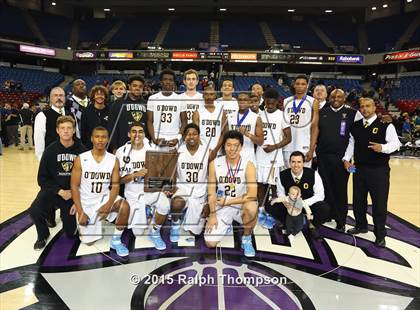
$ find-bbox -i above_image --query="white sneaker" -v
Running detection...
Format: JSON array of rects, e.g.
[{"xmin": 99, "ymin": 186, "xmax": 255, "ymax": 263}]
[{"xmin": 288, "ymin": 234, "xmax": 295, "ymax": 245}]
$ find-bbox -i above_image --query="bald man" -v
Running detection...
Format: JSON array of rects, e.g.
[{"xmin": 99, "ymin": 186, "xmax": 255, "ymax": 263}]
[
  {"xmin": 315, "ymin": 89, "xmax": 362, "ymax": 232},
  {"xmin": 66, "ymin": 79, "xmax": 90, "ymax": 137}
]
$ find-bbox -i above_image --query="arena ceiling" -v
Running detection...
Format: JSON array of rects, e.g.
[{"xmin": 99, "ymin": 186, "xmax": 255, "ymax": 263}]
[{"xmin": 58, "ymin": 0, "xmax": 404, "ymax": 14}]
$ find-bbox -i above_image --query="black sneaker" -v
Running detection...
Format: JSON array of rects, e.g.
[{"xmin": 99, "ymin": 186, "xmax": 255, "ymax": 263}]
[
  {"xmin": 347, "ymin": 227, "xmax": 368, "ymax": 235},
  {"xmin": 34, "ymin": 239, "xmax": 47, "ymax": 250},
  {"xmin": 46, "ymin": 219, "xmax": 56, "ymax": 228}
]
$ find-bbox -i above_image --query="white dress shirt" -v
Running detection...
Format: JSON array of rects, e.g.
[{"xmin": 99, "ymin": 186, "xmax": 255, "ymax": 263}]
[
  {"xmin": 343, "ymin": 114, "xmax": 401, "ymax": 162},
  {"xmin": 34, "ymin": 106, "xmax": 65, "ymax": 160},
  {"xmin": 276, "ymin": 169, "xmax": 325, "ymax": 207}
]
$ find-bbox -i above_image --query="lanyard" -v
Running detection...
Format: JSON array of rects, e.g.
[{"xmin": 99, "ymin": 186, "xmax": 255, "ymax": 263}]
[
  {"xmin": 293, "ymin": 95, "xmax": 306, "ymax": 114},
  {"xmin": 236, "ymin": 110, "xmax": 249, "ymax": 126},
  {"xmin": 226, "ymin": 156, "xmax": 242, "ymax": 180}
]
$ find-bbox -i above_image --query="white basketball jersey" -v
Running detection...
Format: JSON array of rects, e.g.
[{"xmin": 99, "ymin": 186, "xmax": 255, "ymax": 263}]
[
  {"xmin": 227, "ymin": 110, "xmax": 258, "ymax": 159},
  {"xmin": 147, "ymin": 92, "xmax": 186, "ymax": 140},
  {"xmin": 216, "ymin": 97, "xmax": 238, "ymax": 117},
  {"xmin": 256, "ymin": 109, "xmax": 289, "ymax": 167},
  {"xmin": 115, "ymin": 142, "xmax": 153, "ymax": 198},
  {"xmin": 198, "ymin": 105, "xmax": 224, "ymax": 150},
  {"xmin": 79, "ymin": 151, "xmax": 116, "ymax": 207},
  {"xmin": 283, "ymin": 95, "xmax": 314, "ymax": 152},
  {"xmin": 179, "ymin": 92, "xmax": 203, "ymax": 123},
  {"xmin": 177, "ymin": 144, "xmax": 209, "ymax": 198},
  {"xmin": 214, "ymin": 156, "xmax": 247, "ymax": 201}
]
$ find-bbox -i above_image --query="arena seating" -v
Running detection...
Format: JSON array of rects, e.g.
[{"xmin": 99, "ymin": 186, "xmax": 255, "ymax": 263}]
[
  {"xmin": 0, "ymin": 67, "xmax": 64, "ymax": 93},
  {"xmin": 366, "ymin": 13, "xmax": 416, "ymax": 52},
  {"xmin": 316, "ymin": 17, "xmax": 358, "ymax": 48},
  {"xmin": 107, "ymin": 19, "xmax": 163, "ymax": 49},
  {"xmin": 0, "ymin": 91, "xmax": 42, "ymax": 105},
  {"xmin": 233, "ymin": 76, "xmax": 291, "ymax": 98},
  {"xmin": 0, "ymin": 6, "xmax": 36, "ymax": 43},
  {"xmin": 78, "ymin": 19, "xmax": 116, "ymax": 48},
  {"xmin": 30, "ymin": 10, "xmax": 73, "ymax": 48},
  {"xmin": 164, "ymin": 19, "xmax": 210, "ymax": 48},
  {"xmin": 268, "ymin": 20, "xmax": 327, "ymax": 51},
  {"xmin": 314, "ymin": 79, "xmax": 363, "ymax": 92},
  {"xmin": 219, "ymin": 20, "xmax": 267, "ymax": 49}
]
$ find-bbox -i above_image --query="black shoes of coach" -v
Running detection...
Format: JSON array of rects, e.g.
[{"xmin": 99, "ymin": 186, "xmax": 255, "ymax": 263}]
[
  {"xmin": 375, "ymin": 238, "xmax": 386, "ymax": 248},
  {"xmin": 309, "ymin": 224, "xmax": 321, "ymax": 240},
  {"xmin": 46, "ymin": 219, "xmax": 56, "ymax": 228},
  {"xmin": 336, "ymin": 224, "xmax": 345, "ymax": 233},
  {"xmin": 33, "ymin": 239, "xmax": 47, "ymax": 250},
  {"xmin": 347, "ymin": 227, "xmax": 368, "ymax": 234}
]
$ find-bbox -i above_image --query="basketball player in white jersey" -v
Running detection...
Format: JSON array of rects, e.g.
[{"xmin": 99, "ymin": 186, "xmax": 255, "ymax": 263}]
[
  {"xmin": 115, "ymin": 123, "xmax": 170, "ymax": 246},
  {"xmin": 179, "ymin": 69, "xmax": 204, "ymax": 123},
  {"xmin": 256, "ymin": 88, "xmax": 291, "ymax": 227},
  {"xmin": 147, "ymin": 69, "xmax": 187, "ymax": 151},
  {"xmin": 282, "ymin": 75, "xmax": 319, "ymax": 168},
  {"xmin": 168, "ymin": 123, "xmax": 210, "ymax": 242},
  {"xmin": 215, "ymin": 78, "xmax": 238, "ymax": 117},
  {"xmin": 205, "ymin": 130, "xmax": 258, "ymax": 257},
  {"xmin": 227, "ymin": 92, "xmax": 264, "ymax": 163},
  {"xmin": 71, "ymin": 127, "xmax": 130, "ymax": 257},
  {"xmin": 193, "ymin": 86, "xmax": 228, "ymax": 155}
]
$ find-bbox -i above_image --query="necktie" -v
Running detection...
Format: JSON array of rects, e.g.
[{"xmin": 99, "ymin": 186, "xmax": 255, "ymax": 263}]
[
  {"xmin": 81, "ymin": 99, "xmax": 86, "ymax": 107},
  {"xmin": 364, "ymin": 120, "xmax": 369, "ymax": 128},
  {"xmin": 295, "ymin": 177, "xmax": 300, "ymax": 184},
  {"xmin": 59, "ymin": 108, "xmax": 63, "ymax": 115}
]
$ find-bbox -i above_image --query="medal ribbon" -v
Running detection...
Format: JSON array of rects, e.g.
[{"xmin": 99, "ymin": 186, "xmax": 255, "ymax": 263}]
[
  {"xmin": 293, "ymin": 95, "xmax": 307, "ymax": 114},
  {"xmin": 226, "ymin": 156, "xmax": 242, "ymax": 182},
  {"xmin": 236, "ymin": 110, "xmax": 249, "ymax": 126}
]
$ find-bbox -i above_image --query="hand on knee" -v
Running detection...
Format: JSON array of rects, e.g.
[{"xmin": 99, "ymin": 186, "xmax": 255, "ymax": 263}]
[{"xmin": 205, "ymin": 241, "xmax": 219, "ymax": 248}]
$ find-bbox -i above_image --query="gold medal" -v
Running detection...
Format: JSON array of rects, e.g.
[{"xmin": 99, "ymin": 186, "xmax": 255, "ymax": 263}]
[{"xmin": 229, "ymin": 183, "xmax": 236, "ymax": 191}]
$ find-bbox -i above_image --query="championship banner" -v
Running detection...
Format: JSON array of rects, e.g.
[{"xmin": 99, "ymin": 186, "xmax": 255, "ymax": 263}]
[{"xmin": 383, "ymin": 50, "xmax": 420, "ymax": 62}]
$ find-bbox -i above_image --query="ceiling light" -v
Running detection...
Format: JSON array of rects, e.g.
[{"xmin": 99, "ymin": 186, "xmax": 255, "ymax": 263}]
[
  {"xmin": 168, "ymin": 8, "xmax": 175, "ymax": 11},
  {"xmin": 67, "ymin": 46, "xmax": 71, "ymax": 50},
  {"xmin": 104, "ymin": 8, "xmax": 110, "ymax": 12},
  {"xmin": 51, "ymin": 2, "xmax": 56, "ymax": 5},
  {"xmin": 325, "ymin": 9, "xmax": 333, "ymax": 13},
  {"xmin": 220, "ymin": 8, "xmax": 227, "ymax": 12},
  {"xmin": 383, "ymin": 4, "xmax": 388, "ymax": 8},
  {"xmin": 407, "ymin": 0, "xmax": 412, "ymax": 3},
  {"xmin": 372, "ymin": 7, "xmax": 377, "ymax": 11},
  {"xmin": 288, "ymin": 9, "xmax": 295, "ymax": 12}
]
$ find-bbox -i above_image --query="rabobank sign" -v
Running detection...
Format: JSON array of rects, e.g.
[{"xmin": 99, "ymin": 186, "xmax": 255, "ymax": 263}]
[{"xmin": 336, "ymin": 55, "xmax": 364, "ymax": 64}]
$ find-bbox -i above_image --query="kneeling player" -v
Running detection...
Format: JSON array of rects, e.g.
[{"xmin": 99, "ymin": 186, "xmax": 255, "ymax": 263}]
[
  {"xmin": 204, "ymin": 130, "xmax": 258, "ymax": 257},
  {"xmin": 169, "ymin": 123, "xmax": 211, "ymax": 242},
  {"xmin": 71, "ymin": 127, "xmax": 130, "ymax": 256},
  {"xmin": 115, "ymin": 123, "xmax": 170, "ymax": 249}
]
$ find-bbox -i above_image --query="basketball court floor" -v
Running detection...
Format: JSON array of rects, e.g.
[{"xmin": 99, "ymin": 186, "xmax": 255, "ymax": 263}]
[{"xmin": 0, "ymin": 148, "xmax": 419, "ymax": 309}]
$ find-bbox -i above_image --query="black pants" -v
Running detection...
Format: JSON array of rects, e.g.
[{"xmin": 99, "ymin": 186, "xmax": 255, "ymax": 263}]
[
  {"xmin": 266, "ymin": 201, "xmax": 330, "ymax": 228},
  {"xmin": 353, "ymin": 165, "xmax": 390, "ymax": 240},
  {"xmin": 318, "ymin": 153, "xmax": 350, "ymax": 226},
  {"xmin": 286, "ymin": 213, "xmax": 304, "ymax": 235},
  {"xmin": 28, "ymin": 189, "xmax": 76, "ymax": 240}
]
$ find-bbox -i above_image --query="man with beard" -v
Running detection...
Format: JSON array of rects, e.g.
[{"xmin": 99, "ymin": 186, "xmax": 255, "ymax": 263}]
[
  {"xmin": 107, "ymin": 75, "xmax": 148, "ymax": 153},
  {"xmin": 35, "ymin": 87, "xmax": 77, "ymax": 160}
]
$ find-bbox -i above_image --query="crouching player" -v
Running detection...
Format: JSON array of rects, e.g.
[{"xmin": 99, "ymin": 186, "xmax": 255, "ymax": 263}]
[
  {"xmin": 71, "ymin": 127, "xmax": 130, "ymax": 256},
  {"xmin": 115, "ymin": 122, "xmax": 170, "ymax": 250},
  {"xmin": 169, "ymin": 123, "xmax": 211, "ymax": 242},
  {"xmin": 204, "ymin": 130, "xmax": 258, "ymax": 257}
]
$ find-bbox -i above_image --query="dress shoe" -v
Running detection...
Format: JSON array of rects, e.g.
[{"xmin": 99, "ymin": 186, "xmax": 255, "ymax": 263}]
[
  {"xmin": 375, "ymin": 238, "xmax": 386, "ymax": 248},
  {"xmin": 336, "ymin": 224, "xmax": 345, "ymax": 233},
  {"xmin": 33, "ymin": 239, "xmax": 47, "ymax": 250},
  {"xmin": 309, "ymin": 224, "xmax": 321, "ymax": 240},
  {"xmin": 347, "ymin": 227, "xmax": 368, "ymax": 235}
]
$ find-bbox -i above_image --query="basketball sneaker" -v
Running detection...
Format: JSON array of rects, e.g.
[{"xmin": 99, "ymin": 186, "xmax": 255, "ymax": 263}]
[
  {"xmin": 110, "ymin": 236, "xmax": 129, "ymax": 257},
  {"xmin": 170, "ymin": 222, "xmax": 181, "ymax": 242},
  {"xmin": 241, "ymin": 235, "xmax": 256, "ymax": 257},
  {"xmin": 149, "ymin": 228, "xmax": 166, "ymax": 250}
]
